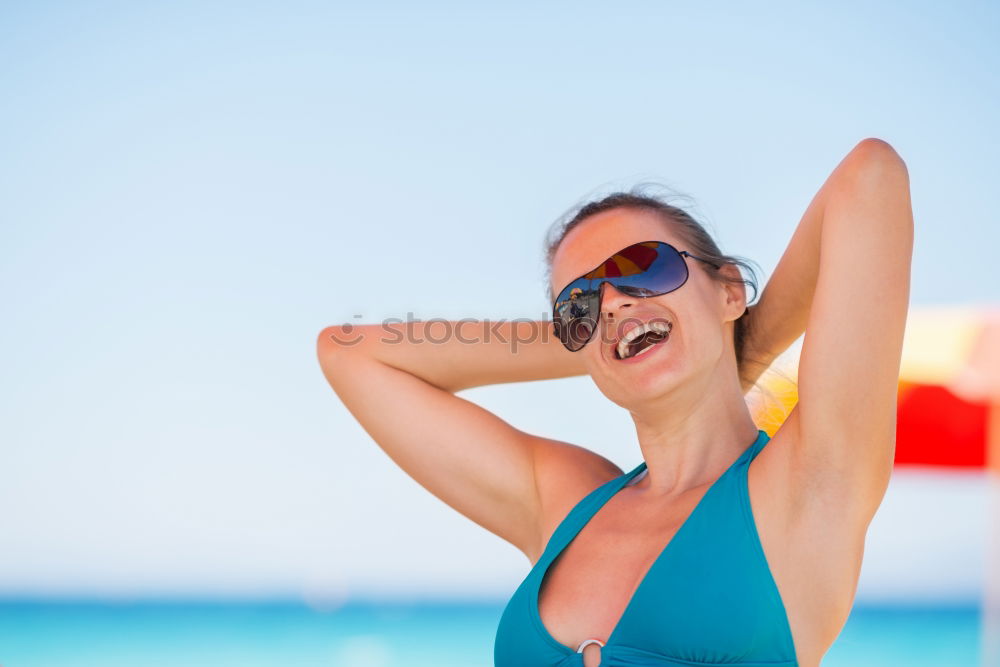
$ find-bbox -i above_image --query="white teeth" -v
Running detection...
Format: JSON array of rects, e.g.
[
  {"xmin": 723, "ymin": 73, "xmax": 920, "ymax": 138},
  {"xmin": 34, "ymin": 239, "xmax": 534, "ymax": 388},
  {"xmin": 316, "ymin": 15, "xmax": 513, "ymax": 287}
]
[{"xmin": 616, "ymin": 320, "xmax": 672, "ymax": 360}]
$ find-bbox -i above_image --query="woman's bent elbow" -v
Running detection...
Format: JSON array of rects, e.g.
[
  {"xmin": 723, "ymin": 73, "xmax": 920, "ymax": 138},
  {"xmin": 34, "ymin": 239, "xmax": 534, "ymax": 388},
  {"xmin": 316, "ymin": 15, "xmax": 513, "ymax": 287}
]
[{"xmin": 316, "ymin": 325, "xmax": 370, "ymax": 371}]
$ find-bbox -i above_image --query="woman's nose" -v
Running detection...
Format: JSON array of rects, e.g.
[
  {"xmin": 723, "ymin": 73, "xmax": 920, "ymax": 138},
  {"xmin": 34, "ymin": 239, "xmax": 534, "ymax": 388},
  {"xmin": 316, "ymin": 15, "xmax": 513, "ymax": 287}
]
[{"xmin": 599, "ymin": 281, "xmax": 636, "ymax": 317}]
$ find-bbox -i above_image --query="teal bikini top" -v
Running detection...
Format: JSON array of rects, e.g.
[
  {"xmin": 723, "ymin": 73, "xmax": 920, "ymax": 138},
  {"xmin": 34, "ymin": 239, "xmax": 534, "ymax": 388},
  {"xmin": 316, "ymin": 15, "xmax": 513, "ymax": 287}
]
[{"xmin": 494, "ymin": 428, "xmax": 799, "ymax": 666}]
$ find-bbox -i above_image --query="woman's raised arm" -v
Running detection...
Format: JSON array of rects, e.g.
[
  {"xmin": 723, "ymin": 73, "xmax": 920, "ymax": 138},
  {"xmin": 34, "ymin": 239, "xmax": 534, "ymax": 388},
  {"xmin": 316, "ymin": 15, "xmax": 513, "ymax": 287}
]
[
  {"xmin": 759, "ymin": 137, "xmax": 913, "ymax": 526},
  {"xmin": 315, "ymin": 319, "xmax": 611, "ymax": 563}
]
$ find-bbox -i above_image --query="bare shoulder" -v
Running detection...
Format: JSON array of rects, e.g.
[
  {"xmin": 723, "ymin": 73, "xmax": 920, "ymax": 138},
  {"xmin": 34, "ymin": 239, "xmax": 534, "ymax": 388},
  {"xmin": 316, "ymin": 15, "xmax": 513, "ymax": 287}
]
[{"xmin": 524, "ymin": 438, "xmax": 624, "ymax": 565}]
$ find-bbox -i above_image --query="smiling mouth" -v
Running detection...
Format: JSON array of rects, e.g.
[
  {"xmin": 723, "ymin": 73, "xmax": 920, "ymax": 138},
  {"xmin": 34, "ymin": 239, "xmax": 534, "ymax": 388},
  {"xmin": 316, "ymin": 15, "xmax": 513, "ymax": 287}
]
[{"xmin": 613, "ymin": 321, "xmax": 673, "ymax": 360}]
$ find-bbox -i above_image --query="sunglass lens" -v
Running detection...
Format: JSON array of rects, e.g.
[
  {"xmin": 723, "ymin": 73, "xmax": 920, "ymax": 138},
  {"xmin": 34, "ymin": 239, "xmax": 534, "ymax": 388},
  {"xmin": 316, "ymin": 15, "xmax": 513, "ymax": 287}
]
[
  {"xmin": 553, "ymin": 279, "xmax": 598, "ymax": 351},
  {"xmin": 565, "ymin": 313, "xmax": 597, "ymax": 351},
  {"xmin": 608, "ymin": 242, "xmax": 687, "ymax": 296}
]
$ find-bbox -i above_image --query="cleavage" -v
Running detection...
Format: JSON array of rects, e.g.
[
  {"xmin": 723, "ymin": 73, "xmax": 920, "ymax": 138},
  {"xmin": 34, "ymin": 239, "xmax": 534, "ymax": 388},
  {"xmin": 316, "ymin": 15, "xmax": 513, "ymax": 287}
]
[{"xmin": 537, "ymin": 482, "xmax": 705, "ymax": 652}]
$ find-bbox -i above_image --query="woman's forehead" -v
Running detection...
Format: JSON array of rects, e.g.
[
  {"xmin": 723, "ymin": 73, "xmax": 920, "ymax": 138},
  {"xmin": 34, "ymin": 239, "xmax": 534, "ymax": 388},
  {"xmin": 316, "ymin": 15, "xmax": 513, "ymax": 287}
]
[{"xmin": 550, "ymin": 209, "xmax": 680, "ymax": 294}]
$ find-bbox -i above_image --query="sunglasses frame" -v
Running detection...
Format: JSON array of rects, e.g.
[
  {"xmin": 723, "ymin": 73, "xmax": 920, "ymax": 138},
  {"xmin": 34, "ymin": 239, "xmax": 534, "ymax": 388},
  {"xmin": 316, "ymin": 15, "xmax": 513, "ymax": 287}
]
[{"xmin": 551, "ymin": 240, "xmax": 723, "ymax": 352}]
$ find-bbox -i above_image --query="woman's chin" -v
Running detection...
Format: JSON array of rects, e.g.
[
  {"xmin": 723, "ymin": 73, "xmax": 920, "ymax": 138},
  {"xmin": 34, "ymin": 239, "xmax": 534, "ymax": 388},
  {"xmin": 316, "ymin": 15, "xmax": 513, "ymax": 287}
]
[{"xmin": 599, "ymin": 343, "xmax": 686, "ymax": 401}]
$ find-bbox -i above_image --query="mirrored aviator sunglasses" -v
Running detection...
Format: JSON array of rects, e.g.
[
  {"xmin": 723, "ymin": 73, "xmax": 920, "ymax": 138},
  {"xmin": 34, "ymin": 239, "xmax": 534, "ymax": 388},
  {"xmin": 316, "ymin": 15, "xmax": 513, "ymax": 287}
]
[{"xmin": 551, "ymin": 240, "xmax": 721, "ymax": 352}]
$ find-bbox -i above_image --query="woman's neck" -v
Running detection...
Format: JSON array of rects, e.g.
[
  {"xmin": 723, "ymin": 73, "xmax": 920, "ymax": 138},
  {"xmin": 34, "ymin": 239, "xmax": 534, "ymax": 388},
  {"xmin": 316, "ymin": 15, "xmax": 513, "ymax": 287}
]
[{"xmin": 627, "ymin": 370, "xmax": 759, "ymax": 497}]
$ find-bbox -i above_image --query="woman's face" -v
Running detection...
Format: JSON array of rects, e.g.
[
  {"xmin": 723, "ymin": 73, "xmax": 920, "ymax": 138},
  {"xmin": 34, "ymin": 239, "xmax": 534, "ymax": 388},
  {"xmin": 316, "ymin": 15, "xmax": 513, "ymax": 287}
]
[{"xmin": 549, "ymin": 207, "xmax": 745, "ymax": 408}]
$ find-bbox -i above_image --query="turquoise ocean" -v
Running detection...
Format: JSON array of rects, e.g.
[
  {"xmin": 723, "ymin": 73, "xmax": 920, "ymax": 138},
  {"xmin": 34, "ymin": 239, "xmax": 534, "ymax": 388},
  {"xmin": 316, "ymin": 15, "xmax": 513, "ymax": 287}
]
[{"xmin": 0, "ymin": 599, "xmax": 984, "ymax": 666}]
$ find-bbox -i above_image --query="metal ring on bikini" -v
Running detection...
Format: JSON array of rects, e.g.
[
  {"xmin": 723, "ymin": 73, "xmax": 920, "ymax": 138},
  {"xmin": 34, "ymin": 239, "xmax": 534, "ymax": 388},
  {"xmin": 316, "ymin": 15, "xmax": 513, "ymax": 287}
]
[{"xmin": 576, "ymin": 638, "xmax": 606, "ymax": 653}]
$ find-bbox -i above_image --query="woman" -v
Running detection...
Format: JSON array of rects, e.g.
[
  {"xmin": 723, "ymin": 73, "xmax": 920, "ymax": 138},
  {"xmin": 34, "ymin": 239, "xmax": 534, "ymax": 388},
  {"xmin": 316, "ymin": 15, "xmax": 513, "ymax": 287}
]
[{"xmin": 316, "ymin": 138, "xmax": 913, "ymax": 667}]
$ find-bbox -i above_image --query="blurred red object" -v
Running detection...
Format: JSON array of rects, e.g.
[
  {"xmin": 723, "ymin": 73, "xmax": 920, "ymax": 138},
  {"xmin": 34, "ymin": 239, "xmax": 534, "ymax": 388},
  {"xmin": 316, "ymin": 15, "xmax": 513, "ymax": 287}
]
[
  {"xmin": 895, "ymin": 383, "xmax": 989, "ymax": 468},
  {"xmin": 752, "ymin": 305, "xmax": 1000, "ymax": 474}
]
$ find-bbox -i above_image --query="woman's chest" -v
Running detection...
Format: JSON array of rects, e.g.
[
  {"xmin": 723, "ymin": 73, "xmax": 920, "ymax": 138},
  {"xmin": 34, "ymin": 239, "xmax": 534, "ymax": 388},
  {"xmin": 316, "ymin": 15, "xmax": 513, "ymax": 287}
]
[
  {"xmin": 525, "ymin": 479, "xmax": 801, "ymax": 665},
  {"xmin": 537, "ymin": 495, "xmax": 698, "ymax": 650}
]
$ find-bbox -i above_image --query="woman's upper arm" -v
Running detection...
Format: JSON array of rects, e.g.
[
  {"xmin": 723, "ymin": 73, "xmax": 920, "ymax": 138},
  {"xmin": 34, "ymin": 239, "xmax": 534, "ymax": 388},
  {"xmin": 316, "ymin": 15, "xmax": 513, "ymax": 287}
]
[
  {"xmin": 317, "ymin": 332, "xmax": 551, "ymax": 560},
  {"xmin": 781, "ymin": 139, "xmax": 914, "ymax": 525}
]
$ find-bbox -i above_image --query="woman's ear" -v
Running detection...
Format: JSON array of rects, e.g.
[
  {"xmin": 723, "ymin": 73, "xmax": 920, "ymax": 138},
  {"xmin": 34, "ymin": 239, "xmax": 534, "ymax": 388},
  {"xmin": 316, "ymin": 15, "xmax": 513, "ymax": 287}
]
[{"xmin": 718, "ymin": 264, "xmax": 747, "ymax": 321}]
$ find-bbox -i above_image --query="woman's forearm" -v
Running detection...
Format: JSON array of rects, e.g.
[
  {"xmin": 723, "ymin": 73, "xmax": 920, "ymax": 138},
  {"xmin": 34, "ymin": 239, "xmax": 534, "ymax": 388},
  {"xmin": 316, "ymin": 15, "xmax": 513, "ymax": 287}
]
[
  {"xmin": 318, "ymin": 319, "xmax": 587, "ymax": 393},
  {"xmin": 738, "ymin": 328, "xmax": 778, "ymax": 395},
  {"xmin": 741, "ymin": 175, "xmax": 827, "ymax": 375}
]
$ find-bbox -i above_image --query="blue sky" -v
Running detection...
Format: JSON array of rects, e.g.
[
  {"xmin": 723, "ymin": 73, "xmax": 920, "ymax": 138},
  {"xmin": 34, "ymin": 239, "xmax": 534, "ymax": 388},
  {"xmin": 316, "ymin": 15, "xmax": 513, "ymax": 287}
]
[{"xmin": 1, "ymin": 1, "xmax": 998, "ymax": 602}]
